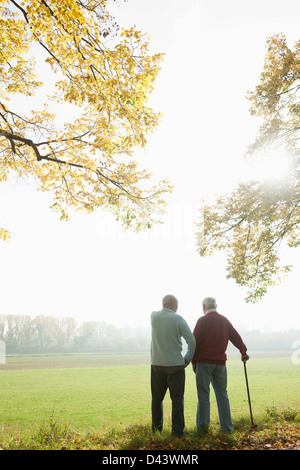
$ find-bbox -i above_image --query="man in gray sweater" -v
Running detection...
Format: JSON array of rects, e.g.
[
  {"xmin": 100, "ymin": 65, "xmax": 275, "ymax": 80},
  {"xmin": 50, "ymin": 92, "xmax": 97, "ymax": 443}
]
[{"xmin": 150, "ymin": 294, "xmax": 196, "ymax": 437}]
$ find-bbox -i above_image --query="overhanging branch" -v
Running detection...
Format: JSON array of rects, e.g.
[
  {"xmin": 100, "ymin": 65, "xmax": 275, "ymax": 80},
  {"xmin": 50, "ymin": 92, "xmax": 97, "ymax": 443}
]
[
  {"xmin": 0, "ymin": 129, "xmax": 42, "ymax": 160},
  {"xmin": 0, "ymin": 129, "xmax": 157, "ymax": 201}
]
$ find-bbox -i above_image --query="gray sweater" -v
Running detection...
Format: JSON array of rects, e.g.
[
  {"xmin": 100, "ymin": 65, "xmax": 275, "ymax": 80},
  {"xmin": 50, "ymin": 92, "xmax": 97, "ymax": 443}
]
[{"xmin": 150, "ymin": 308, "xmax": 196, "ymax": 366}]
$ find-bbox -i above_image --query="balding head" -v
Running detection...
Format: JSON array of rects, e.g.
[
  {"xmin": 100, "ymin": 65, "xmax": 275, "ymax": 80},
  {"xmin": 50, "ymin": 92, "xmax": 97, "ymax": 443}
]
[{"xmin": 162, "ymin": 294, "xmax": 178, "ymax": 312}]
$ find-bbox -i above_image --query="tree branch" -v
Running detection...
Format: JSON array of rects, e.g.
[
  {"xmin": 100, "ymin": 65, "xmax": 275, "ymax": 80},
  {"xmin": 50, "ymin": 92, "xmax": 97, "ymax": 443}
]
[
  {"xmin": 0, "ymin": 129, "xmax": 157, "ymax": 201},
  {"xmin": 0, "ymin": 129, "xmax": 42, "ymax": 160}
]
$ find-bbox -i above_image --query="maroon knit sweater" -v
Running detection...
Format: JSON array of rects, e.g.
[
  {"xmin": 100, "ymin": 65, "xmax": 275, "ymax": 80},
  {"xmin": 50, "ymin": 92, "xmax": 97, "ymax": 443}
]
[{"xmin": 192, "ymin": 311, "xmax": 247, "ymax": 366}]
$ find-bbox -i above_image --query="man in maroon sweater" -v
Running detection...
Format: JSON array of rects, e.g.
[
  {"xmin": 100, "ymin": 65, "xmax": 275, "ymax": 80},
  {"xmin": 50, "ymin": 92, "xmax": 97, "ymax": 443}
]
[{"xmin": 192, "ymin": 297, "xmax": 249, "ymax": 434}]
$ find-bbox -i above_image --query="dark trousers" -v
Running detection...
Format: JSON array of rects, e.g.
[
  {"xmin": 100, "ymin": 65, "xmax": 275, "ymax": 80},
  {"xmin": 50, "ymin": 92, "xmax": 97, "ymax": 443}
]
[{"xmin": 151, "ymin": 365, "xmax": 185, "ymax": 436}]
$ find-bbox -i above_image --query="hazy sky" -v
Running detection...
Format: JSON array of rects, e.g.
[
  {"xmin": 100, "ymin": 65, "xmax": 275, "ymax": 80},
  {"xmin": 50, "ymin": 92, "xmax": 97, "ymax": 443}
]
[{"xmin": 1, "ymin": 0, "xmax": 300, "ymax": 332}]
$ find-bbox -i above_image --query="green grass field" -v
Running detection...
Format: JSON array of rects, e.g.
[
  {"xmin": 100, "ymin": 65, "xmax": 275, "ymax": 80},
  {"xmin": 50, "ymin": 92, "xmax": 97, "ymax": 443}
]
[{"xmin": 1, "ymin": 351, "xmax": 299, "ymax": 437}]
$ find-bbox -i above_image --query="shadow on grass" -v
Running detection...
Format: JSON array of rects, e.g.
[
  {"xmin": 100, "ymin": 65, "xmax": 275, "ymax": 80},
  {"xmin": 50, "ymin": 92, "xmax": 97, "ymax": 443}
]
[{"xmin": 1, "ymin": 406, "xmax": 299, "ymax": 450}]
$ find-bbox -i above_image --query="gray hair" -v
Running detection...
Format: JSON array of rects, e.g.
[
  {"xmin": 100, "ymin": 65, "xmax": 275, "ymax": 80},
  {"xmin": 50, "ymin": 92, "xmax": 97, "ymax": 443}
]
[
  {"xmin": 202, "ymin": 297, "xmax": 217, "ymax": 309},
  {"xmin": 162, "ymin": 294, "xmax": 178, "ymax": 308}
]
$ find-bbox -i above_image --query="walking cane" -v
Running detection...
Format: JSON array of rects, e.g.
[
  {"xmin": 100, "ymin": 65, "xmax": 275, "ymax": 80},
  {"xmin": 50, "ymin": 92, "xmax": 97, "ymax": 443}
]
[{"xmin": 243, "ymin": 360, "xmax": 255, "ymax": 427}]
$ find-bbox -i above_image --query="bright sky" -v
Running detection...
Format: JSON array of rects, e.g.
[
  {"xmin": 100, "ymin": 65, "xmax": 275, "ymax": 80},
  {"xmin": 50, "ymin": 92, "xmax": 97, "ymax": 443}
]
[{"xmin": 1, "ymin": 0, "xmax": 300, "ymax": 333}]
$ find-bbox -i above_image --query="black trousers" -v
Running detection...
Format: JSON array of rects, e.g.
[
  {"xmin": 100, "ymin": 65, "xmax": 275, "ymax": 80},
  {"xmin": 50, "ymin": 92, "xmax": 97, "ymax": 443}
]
[{"xmin": 151, "ymin": 365, "xmax": 185, "ymax": 436}]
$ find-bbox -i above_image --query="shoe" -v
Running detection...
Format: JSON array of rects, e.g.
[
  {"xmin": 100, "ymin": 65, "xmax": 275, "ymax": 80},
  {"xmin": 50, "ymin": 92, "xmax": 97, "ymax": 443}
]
[
  {"xmin": 197, "ymin": 425, "xmax": 209, "ymax": 436},
  {"xmin": 172, "ymin": 432, "xmax": 185, "ymax": 438}
]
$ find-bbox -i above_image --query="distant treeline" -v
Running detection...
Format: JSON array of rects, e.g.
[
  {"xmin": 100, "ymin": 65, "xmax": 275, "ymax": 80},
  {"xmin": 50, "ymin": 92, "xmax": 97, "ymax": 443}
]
[
  {"xmin": 0, "ymin": 314, "xmax": 299, "ymax": 354},
  {"xmin": 0, "ymin": 315, "xmax": 150, "ymax": 353},
  {"xmin": 228, "ymin": 328, "xmax": 300, "ymax": 353}
]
